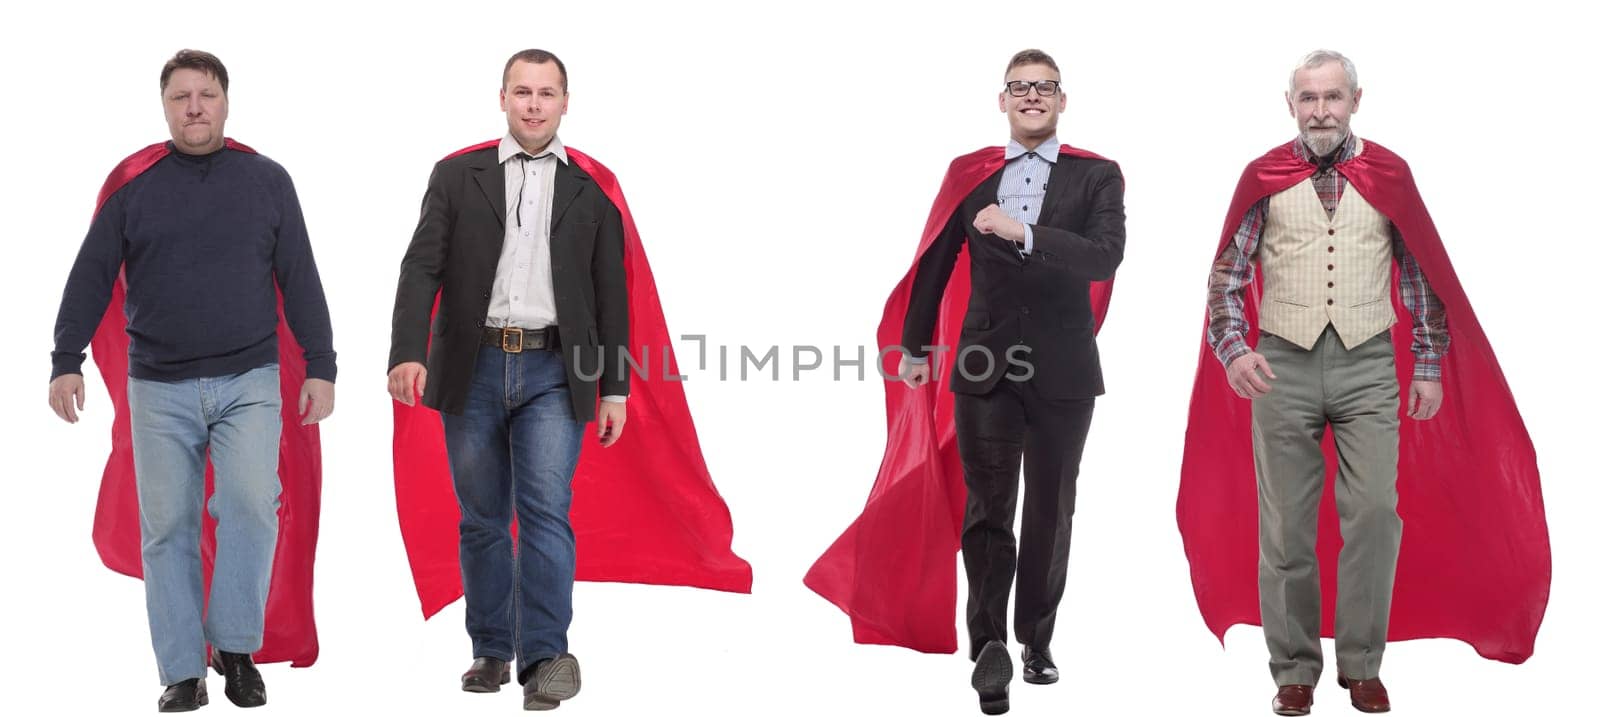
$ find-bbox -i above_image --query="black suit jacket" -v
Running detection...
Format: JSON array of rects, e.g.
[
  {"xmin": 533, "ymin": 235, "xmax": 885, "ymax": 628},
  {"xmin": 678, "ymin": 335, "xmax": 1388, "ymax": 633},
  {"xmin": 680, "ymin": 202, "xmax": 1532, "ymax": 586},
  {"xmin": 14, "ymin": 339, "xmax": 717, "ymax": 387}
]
[
  {"xmin": 902, "ymin": 153, "xmax": 1125, "ymax": 400},
  {"xmin": 389, "ymin": 146, "xmax": 629, "ymax": 422}
]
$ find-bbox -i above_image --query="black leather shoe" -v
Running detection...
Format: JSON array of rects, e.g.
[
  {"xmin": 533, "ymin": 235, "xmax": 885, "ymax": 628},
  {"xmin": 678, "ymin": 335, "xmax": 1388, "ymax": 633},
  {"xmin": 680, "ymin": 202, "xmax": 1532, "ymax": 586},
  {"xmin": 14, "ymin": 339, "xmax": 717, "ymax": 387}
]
[
  {"xmin": 461, "ymin": 657, "xmax": 512, "ymax": 693},
  {"xmin": 209, "ymin": 648, "xmax": 266, "ymax": 708},
  {"xmin": 1021, "ymin": 645, "xmax": 1059, "ymax": 685},
  {"xmin": 158, "ymin": 678, "xmax": 208, "ymax": 712},
  {"xmin": 972, "ymin": 641, "xmax": 1013, "ymax": 715},
  {"xmin": 523, "ymin": 653, "xmax": 581, "ymax": 711}
]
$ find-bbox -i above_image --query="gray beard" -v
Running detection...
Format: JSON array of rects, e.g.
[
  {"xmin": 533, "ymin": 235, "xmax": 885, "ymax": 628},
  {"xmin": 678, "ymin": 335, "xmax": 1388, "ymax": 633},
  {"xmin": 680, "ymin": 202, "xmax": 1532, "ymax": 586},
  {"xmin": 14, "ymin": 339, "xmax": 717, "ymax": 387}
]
[{"xmin": 1301, "ymin": 128, "xmax": 1346, "ymax": 158}]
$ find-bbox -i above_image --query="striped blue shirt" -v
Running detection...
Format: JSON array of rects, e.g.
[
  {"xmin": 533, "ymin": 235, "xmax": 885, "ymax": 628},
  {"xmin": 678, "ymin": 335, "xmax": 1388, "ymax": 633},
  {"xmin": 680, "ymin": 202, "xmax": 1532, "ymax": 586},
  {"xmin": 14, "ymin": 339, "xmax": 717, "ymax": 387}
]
[{"xmin": 999, "ymin": 137, "xmax": 1058, "ymax": 254}]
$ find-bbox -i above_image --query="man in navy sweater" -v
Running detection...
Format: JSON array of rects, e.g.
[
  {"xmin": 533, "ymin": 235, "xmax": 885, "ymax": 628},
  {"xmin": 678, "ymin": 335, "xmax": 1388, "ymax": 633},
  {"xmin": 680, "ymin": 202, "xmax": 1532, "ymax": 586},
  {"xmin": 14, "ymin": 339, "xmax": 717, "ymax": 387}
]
[{"xmin": 47, "ymin": 50, "xmax": 336, "ymax": 712}]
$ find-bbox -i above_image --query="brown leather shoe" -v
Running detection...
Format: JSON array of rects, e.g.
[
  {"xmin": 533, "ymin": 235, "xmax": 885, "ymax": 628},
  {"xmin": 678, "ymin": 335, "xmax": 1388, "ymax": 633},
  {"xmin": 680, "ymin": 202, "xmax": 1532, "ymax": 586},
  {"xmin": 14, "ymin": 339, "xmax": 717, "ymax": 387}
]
[
  {"xmin": 461, "ymin": 657, "xmax": 511, "ymax": 693},
  {"xmin": 523, "ymin": 653, "xmax": 582, "ymax": 710},
  {"xmin": 1337, "ymin": 673, "xmax": 1391, "ymax": 713},
  {"xmin": 1272, "ymin": 684, "xmax": 1313, "ymax": 715}
]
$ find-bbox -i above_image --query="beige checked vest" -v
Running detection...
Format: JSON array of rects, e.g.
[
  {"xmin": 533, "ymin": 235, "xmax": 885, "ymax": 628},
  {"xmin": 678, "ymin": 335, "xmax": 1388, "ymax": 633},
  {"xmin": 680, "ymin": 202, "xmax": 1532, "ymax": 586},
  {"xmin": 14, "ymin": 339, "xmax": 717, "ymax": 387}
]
[{"xmin": 1258, "ymin": 172, "xmax": 1396, "ymax": 351}]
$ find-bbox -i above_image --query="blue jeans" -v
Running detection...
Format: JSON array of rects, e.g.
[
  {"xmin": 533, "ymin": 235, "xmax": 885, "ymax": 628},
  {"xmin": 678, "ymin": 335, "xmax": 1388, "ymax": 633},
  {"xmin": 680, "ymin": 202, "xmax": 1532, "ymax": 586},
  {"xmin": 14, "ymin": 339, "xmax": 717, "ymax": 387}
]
[
  {"xmin": 127, "ymin": 364, "xmax": 283, "ymax": 686},
  {"xmin": 442, "ymin": 347, "xmax": 585, "ymax": 678}
]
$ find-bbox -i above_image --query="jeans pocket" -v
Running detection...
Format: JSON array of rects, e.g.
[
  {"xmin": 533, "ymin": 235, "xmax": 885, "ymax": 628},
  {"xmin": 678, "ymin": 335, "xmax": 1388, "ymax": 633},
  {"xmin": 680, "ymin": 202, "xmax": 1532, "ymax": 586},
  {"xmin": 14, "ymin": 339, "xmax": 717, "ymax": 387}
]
[{"xmin": 249, "ymin": 364, "xmax": 284, "ymax": 408}]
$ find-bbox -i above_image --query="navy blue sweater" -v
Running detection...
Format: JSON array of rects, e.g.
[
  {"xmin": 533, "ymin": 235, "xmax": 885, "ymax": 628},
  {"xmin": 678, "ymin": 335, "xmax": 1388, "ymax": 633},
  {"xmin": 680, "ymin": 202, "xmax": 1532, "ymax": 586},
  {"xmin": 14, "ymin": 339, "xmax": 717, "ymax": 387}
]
[{"xmin": 52, "ymin": 144, "xmax": 336, "ymax": 382}]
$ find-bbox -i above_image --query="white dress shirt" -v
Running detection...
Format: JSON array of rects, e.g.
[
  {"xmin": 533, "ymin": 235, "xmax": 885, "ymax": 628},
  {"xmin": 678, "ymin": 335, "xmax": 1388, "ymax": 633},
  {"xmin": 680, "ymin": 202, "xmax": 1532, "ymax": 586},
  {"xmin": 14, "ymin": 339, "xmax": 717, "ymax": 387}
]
[
  {"xmin": 487, "ymin": 134, "xmax": 624, "ymax": 404},
  {"xmin": 487, "ymin": 133, "xmax": 566, "ymax": 329}
]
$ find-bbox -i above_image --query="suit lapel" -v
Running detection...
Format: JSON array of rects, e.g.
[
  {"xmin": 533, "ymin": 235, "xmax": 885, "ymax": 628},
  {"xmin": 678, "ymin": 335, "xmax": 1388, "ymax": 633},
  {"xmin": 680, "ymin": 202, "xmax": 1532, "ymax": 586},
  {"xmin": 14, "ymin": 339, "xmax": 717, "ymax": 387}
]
[
  {"xmin": 964, "ymin": 167, "xmax": 1021, "ymax": 265},
  {"xmin": 469, "ymin": 150, "xmax": 507, "ymax": 229},
  {"xmin": 965, "ymin": 168, "xmax": 1003, "ymax": 216},
  {"xmin": 550, "ymin": 160, "xmax": 588, "ymax": 232},
  {"xmin": 1038, "ymin": 155, "xmax": 1072, "ymax": 225}
]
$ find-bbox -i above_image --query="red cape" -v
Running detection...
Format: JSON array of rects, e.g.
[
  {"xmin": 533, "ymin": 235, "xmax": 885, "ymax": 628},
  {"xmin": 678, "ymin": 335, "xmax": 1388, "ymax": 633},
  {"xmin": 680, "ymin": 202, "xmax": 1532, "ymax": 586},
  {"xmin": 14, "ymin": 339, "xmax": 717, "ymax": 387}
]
[
  {"xmin": 392, "ymin": 141, "xmax": 752, "ymax": 618},
  {"xmin": 1176, "ymin": 140, "xmax": 1550, "ymax": 663},
  {"xmin": 805, "ymin": 145, "xmax": 1116, "ymax": 652},
  {"xmin": 89, "ymin": 139, "xmax": 322, "ymax": 666}
]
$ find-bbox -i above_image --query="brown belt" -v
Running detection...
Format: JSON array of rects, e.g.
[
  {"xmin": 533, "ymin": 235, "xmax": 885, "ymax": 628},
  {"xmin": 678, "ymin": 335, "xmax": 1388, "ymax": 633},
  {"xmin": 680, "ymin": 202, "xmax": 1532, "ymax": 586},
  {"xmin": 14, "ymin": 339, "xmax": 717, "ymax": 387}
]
[{"xmin": 482, "ymin": 326, "xmax": 558, "ymax": 353}]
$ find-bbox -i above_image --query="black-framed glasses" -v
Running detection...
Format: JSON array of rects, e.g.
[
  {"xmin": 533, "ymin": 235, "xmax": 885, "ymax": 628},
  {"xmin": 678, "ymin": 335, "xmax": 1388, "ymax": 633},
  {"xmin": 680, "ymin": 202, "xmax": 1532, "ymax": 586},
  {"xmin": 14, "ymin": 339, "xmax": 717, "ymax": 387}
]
[{"xmin": 1005, "ymin": 80, "xmax": 1061, "ymax": 97}]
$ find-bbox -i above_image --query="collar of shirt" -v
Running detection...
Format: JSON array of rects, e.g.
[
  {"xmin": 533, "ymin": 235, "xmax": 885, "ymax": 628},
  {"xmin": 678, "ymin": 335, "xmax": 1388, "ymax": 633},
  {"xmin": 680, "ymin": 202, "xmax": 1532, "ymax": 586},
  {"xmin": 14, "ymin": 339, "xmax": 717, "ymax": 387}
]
[
  {"xmin": 1004, "ymin": 136, "xmax": 1060, "ymax": 162},
  {"xmin": 1292, "ymin": 131, "xmax": 1361, "ymax": 169},
  {"xmin": 497, "ymin": 133, "xmax": 569, "ymax": 165}
]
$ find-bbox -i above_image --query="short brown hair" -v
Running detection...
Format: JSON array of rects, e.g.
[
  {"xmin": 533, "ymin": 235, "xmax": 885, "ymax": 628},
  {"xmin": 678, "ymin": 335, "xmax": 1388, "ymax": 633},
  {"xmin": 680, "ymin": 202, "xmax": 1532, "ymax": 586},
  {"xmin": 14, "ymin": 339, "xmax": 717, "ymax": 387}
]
[
  {"xmin": 503, "ymin": 49, "xmax": 568, "ymax": 92},
  {"xmin": 160, "ymin": 49, "xmax": 229, "ymax": 93},
  {"xmin": 1005, "ymin": 49, "xmax": 1059, "ymax": 77}
]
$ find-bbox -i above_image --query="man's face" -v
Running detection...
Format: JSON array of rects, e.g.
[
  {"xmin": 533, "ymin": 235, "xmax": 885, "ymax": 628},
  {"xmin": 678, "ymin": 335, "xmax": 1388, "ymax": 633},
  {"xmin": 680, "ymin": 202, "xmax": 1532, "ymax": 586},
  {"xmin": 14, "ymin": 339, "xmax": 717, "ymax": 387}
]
[
  {"xmin": 1287, "ymin": 62, "xmax": 1361, "ymax": 157},
  {"xmin": 162, "ymin": 68, "xmax": 228, "ymax": 155},
  {"xmin": 999, "ymin": 63, "xmax": 1065, "ymax": 144},
  {"xmin": 500, "ymin": 60, "xmax": 568, "ymax": 153}
]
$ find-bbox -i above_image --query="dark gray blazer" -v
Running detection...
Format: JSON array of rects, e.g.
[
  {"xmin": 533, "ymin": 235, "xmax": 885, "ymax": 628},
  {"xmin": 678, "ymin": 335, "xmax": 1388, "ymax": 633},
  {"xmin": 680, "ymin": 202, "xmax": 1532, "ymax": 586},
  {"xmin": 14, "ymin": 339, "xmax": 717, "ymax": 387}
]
[
  {"xmin": 390, "ymin": 146, "xmax": 629, "ymax": 421},
  {"xmin": 902, "ymin": 154, "xmax": 1125, "ymax": 399}
]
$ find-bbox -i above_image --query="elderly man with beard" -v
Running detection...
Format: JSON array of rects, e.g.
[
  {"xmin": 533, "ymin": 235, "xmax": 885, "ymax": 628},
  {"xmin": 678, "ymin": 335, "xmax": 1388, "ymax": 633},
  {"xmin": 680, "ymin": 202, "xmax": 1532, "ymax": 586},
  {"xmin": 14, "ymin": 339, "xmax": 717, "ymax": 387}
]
[{"xmin": 1204, "ymin": 50, "xmax": 1450, "ymax": 715}]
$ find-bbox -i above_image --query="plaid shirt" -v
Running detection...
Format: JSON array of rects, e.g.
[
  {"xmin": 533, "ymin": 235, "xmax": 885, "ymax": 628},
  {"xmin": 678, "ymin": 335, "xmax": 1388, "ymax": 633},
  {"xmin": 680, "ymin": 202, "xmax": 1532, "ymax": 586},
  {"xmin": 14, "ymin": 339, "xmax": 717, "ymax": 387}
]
[{"xmin": 1206, "ymin": 134, "xmax": 1450, "ymax": 381}]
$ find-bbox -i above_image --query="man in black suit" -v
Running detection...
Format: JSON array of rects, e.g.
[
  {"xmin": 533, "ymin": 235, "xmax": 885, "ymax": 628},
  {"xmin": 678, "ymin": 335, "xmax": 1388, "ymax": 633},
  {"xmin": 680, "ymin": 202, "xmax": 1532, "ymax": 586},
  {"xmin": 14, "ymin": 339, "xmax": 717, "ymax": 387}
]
[
  {"xmin": 901, "ymin": 48, "xmax": 1125, "ymax": 715},
  {"xmin": 387, "ymin": 48, "xmax": 628, "ymax": 711}
]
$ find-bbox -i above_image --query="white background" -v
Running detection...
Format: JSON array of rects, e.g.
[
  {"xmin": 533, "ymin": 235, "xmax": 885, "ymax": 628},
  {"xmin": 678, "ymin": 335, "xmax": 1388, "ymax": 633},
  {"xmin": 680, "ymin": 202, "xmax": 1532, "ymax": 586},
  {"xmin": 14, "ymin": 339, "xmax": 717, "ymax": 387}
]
[{"xmin": 2, "ymin": 1, "xmax": 1593, "ymax": 715}]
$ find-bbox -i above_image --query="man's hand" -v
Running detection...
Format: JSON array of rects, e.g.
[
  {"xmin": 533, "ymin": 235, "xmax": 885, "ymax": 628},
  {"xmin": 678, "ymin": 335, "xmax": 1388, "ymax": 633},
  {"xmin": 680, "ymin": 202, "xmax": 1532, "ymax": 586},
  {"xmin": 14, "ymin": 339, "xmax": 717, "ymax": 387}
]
[
  {"xmin": 48, "ymin": 374, "xmax": 86, "ymax": 424},
  {"xmin": 973, "ymin": 204, "xmax": 1026, "ymax": 244},
  {"xmin": 1226, "ymin": 351, "xmax": 1276, "ymax": 399},
  {"xmin": 902, "ymin": 360, "xmax": 931, "ymax": 388},
  {"xmin": 388, "ymin": 362, "xmax": 427, "ymax": 406},
  {"xmin": 1408, "ymin": 379, "xmax": 1443, "ymax": 420},
  {"xmin": 596, "ymin": 401, "xmax": 627, "ymax": 447},
  {"xmin": 299, "ymin": 378, "xmax": 335, "ymax": 425}
]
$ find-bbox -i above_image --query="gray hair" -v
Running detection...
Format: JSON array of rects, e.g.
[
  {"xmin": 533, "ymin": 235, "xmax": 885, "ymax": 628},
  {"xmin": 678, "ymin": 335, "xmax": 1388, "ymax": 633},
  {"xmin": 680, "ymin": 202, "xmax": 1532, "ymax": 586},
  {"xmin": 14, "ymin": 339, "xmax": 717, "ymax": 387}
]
[{"xmin": 1289, "ymin": 50, "xmax": 1358, "ymax": 94}]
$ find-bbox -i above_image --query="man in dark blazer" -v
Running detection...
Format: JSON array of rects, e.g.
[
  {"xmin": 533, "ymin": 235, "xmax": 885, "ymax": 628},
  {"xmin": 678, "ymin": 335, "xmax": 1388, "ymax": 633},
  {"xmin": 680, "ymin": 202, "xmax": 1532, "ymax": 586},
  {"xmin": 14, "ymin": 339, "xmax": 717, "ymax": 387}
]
[
  {"xmin": 387, "ymin": 48, "xmax": 627, "ymax": 711},
  {"xmin": 901, "ymin": 48, "xmax": 1125, "ymax": 715}
]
